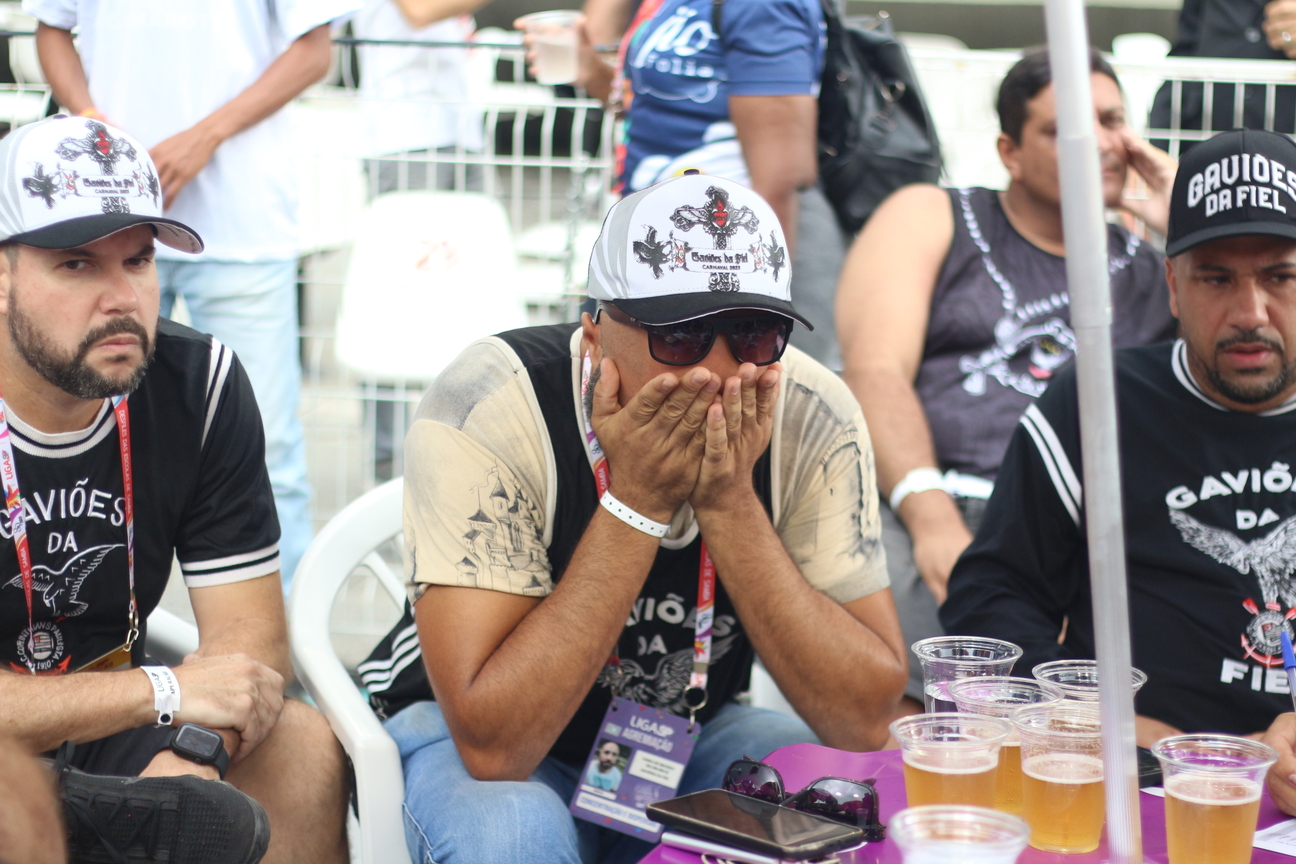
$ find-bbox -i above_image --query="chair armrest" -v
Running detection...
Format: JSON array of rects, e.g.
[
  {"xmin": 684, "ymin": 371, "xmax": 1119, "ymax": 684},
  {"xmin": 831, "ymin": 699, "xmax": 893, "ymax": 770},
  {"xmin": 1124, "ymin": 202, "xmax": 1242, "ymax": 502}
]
[{"xmin": 144, "ymin": 607, "xmax": 200, "ymax": 666}]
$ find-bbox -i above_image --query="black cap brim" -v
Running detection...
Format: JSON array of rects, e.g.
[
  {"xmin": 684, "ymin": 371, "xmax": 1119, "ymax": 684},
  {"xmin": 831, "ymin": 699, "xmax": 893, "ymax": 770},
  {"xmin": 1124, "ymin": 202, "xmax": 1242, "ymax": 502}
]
[
  {"xmin": 9, "ymin": 213, "xmax": 203, "ymax": 254},
  {"xmin": 1165, "ymin": 220, "xmax": 1296, "ymax": 257},
  {"xmin": 609, "ymin": 291, "xmax": 814, "ymax": 330}
]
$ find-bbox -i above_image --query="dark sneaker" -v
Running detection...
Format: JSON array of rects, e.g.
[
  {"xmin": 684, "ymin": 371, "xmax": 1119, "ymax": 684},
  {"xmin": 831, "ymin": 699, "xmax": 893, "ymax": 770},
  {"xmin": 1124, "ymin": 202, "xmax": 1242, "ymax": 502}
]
[{"xmin": 59, "ymin": 767, "xmax": 271, "ymax": 864}]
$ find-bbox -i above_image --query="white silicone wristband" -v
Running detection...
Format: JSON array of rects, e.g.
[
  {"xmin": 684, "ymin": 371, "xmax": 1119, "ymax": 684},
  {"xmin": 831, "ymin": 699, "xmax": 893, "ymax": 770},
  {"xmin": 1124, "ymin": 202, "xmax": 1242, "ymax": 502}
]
[
  {"xmin": 599, "ymin": 490, "xmax": 669, "ymax": 537},
  {"xmin": 140, "ymin": 665, "xmax": 180, "ymax": 726},
  {"xmin": 888, "ymin": 467, "xmax": 947, "ymax": 512}
]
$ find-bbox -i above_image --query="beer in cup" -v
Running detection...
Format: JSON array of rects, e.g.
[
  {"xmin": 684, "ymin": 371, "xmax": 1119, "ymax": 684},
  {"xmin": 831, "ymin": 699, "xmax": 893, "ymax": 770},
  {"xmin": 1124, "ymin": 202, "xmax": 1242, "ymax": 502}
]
[
  {"xmin": 1011, "ymin": 702, "xmax": 1104, "ymax": 853},
  {"xmin": 911, "ymin": 636, "xmax": 1022, "ymax": 712},
  {"xmin": 1152, "ymin": 734, "xmax": 1277, "ymax": 864},
  {"xmin": 889, "ymin": 714, "xmax": 1010, "ymax": 809},
  {"xmin": 1031, "ymin": 658, "xmax": 1146, "ymax": 702},
  {"xmin": 947, "ymin": 676, "xmax": 1064, "ymax": 815},
  {"xmin": 889, "ymin": 805, "xmax": 1030, "ymax": 864}
]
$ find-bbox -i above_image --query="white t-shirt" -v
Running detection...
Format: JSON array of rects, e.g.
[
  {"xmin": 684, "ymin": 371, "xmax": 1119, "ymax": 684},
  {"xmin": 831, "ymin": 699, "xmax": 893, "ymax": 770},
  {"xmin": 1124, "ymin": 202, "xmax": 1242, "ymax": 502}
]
[
  {"xmin": 24, "ymin": 0, "xmax": 361, "ymax": 261},
  {"xmin": 354, "ymin": 0, "xmax": 483, "ymax": 157}
]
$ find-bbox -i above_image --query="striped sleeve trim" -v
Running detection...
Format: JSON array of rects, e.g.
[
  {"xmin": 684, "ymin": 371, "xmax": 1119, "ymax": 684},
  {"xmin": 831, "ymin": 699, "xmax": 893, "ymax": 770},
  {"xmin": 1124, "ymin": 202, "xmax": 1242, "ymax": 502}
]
[
  {"xmin": 359, "ymin": 622, "xmax": 423, "ymax": 693},
  {"xmin": 1020, "ymin": 405, "xmax": 1082, "ymax": 526},
  {"xmin": 202, "ymin": 338, "xmax": 234, "ymax": 450},
  {"xmin": 180, "ymin": 544, "xmax": 281, "ymax": 587}
]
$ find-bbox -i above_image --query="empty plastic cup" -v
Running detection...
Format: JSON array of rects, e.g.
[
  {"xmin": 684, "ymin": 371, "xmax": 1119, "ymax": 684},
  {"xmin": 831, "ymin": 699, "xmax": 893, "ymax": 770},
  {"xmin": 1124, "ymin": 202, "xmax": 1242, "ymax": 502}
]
[
  {"xmin": 912, "ymin": 636, "xmax": 1022, "ymax": 712},
  {"xmin": 890, "ymin": 805, "xmax": 1030, "ymax": 864},
  {"xmin": 1031, "ymin": 658, "xmax": 1147, "ymax": 701}
]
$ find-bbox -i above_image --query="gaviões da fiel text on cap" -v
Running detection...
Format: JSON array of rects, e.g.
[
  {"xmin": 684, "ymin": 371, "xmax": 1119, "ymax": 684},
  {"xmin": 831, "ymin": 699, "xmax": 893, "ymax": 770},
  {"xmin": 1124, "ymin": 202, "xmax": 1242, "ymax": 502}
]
[
  {"xmin": 586, "ymin": 172, "xmax": 812, "ymax": 329},
  {"xmin": 1167, "ymin": 128, "xmax": 1296, "ymax": 257},
  {"xmin": 0, "ymin": 115, "xmax": 202, "ymax": 253}
]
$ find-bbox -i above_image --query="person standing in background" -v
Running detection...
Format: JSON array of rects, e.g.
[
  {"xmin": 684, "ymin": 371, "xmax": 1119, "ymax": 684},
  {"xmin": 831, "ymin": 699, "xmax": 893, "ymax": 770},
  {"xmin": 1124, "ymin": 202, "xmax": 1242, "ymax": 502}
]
[
  {"xmin": 356, "ymin": 0, "xmax": 491, "ymax": 198},
  {"xmin": 26, "ymin": 0, "xmax": 362, "ymax": 589},
  {"xmin": 1149, "ymin": 0, "xmax": 1296, "ymax": 148}
]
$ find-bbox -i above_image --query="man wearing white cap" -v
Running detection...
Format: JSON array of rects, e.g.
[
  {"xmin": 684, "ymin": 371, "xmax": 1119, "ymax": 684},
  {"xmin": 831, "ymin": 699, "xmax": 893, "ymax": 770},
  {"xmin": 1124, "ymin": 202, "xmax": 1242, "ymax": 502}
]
[
  {"xmin": 0, "ymin": 116, "xmax": 346, "ymax": 864},
  {"xmin": 361, "ymin": 172, "xmax": 906, "ymax": 864}
]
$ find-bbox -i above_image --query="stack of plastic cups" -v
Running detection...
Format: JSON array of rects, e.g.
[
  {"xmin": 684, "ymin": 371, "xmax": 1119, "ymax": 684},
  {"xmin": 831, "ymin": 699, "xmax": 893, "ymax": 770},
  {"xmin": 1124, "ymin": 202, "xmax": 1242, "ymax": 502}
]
[
  {"xmin": 912, "ymin": 637, "xmax": 1023, "ymax": 712},
  {"xmin": 1153, "ymin": 734, "xmax": 1277, "ymax": 864},
  {"xmin": 890, "ymin": 805, "xmax": 1030, "ymax": 864},
  {"xmin": 947, "ymin": 676, "xmax": 1064, "ymax": 815}
]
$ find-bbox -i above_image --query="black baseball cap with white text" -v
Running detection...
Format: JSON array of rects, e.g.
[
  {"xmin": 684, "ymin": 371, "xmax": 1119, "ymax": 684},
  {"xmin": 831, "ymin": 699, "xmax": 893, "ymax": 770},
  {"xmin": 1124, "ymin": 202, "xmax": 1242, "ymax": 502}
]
[{"xmin": 1167, "ymin": 129, "xmax": 1296, "ymax": 257}]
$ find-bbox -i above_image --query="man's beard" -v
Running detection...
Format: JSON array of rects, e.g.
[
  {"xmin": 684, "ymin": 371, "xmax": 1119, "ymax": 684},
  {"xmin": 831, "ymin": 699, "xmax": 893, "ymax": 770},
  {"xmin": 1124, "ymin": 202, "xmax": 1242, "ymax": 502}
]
[
  {"xmin": 9, "ymin": 297, "xmax": 153, "ymax": 400},
  {"xmin": 1198, "ymin": 328, "xmax": 1296, "ymax": 405}
]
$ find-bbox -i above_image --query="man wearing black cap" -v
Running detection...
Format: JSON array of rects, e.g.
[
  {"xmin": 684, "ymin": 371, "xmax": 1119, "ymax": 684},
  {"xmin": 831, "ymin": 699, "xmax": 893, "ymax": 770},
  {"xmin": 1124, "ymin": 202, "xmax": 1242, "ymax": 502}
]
[
  {"xmin": 361, "ymin": 173, "xmax": 907, "ymax": 864},
  {"xmin": 0, "ymin": 115, "xmax": 347, "ymax": 864},
  {"xmin": 942, "ymin": 128, "xmax": 1296, "ymax": 745}
]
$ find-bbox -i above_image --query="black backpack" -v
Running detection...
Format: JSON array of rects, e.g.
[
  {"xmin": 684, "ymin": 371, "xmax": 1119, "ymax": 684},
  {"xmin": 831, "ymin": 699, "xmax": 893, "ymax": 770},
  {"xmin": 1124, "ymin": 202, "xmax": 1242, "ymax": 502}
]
[{"xmin": 712, "ymin": 0, "xmax": 943, "ymax": 234}]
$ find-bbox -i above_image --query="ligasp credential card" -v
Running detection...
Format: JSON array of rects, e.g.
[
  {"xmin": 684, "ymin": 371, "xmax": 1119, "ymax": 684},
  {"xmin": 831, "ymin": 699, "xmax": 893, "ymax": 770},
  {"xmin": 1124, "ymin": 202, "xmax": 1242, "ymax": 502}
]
[{"xmin": 569, "ymin": 696, "xmax": 700, "ymax": 840}]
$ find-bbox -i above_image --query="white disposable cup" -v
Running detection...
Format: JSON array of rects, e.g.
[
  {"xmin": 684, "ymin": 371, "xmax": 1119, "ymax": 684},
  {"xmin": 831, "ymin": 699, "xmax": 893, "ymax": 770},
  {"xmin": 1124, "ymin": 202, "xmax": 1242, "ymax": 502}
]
[
  {"xmin": 912, "ymin": 636, "xmax": 1022, "ymax": 713},
  {"xmin": 518, "ymin": 11, "xmax": 580, "ymax": 85}
]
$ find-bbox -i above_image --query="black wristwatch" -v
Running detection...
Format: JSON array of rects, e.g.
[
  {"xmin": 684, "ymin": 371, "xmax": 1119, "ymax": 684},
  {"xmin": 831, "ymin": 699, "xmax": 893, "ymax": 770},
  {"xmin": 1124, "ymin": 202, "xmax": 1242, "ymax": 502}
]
[{"xmin": 165, "ymin": 723, "xmax": 230, "ymax": 779}]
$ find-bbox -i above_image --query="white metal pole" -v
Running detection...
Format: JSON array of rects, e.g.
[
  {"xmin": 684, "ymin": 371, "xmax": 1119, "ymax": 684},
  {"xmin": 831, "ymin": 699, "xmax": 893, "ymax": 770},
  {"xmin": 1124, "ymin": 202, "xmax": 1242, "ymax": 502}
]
[{"xmin": 1041, "ymin": 2, "xmax": 1143, "ymax": 862}]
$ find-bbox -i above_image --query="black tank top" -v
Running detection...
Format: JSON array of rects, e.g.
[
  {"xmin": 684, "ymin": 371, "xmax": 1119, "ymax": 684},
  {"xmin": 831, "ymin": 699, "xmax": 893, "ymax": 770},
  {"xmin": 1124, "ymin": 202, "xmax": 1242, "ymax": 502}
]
[
  {"xmin": 366, "ymin": 324, "xmax": 769, "ymax": 765},
  {"xmin": 915, "ymin": 187, "xmax": 1175, "ymax": 480}
]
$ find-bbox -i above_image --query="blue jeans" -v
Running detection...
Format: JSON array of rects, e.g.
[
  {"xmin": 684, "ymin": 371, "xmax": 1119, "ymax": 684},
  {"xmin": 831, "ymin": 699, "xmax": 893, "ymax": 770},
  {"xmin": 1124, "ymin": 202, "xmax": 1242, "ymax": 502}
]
[
  {"xmin": 385, "ymin": 700, "xmax": 820, "ymax": 864},
  {"xmin": 156, "ymin": 259, "xmax": 313, "ymax": 587}
]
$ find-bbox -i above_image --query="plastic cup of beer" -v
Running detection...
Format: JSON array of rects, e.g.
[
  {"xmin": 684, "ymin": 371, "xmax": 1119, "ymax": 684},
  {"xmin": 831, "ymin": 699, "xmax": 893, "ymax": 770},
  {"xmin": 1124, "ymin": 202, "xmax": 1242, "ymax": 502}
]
[
  {"xmin": 517, "ymin": 10, "xmax": 580, "ymax": 85},
  {"xmin": 890, "ymin": 805, "xmax": 1030, "ymax": 864},
  {"xmin": 912, "ymin": 636, "xmax": 1022, "ymax": 713},
  {"xmin": 1031, "ymin": 658, "xmax": 1147, "ymax": 702},
  {"xmin": 890, "ymin": 713, "xmax": 1010, "ymax": 809},
  {"xmin": 1152, "ymin": 734, "xmax": 1277, "ymax": 864},
  {"xmin": 947, "ymin": 676, "xmax": 1065, "ymax": 816},
  {"xmin": 1011, "ymin": 702, "xmax": 1104, "ymax": 853}
]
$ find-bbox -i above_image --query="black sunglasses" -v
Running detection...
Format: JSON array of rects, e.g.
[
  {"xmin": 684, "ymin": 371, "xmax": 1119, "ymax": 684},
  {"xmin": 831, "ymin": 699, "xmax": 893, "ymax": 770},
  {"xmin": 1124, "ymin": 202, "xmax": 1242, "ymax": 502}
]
[
  {"xmin": 598, "ymin": 303, "xmax": 791, "ymax": 367},
  {"xmin": 722, "ymin": 757, "xmax": 885, "ymax": 841}
]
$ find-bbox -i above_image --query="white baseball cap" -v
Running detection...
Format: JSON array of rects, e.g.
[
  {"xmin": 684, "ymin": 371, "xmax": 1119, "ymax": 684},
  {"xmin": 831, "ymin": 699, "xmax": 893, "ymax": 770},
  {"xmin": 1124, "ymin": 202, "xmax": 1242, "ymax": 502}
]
[
  {"xmin": 0, "ymin": 115, "xmax": 202, "ymax": 253},
  {"xmin": 587, "ymin": 173, "xmax": 812, "ymax": 329}
]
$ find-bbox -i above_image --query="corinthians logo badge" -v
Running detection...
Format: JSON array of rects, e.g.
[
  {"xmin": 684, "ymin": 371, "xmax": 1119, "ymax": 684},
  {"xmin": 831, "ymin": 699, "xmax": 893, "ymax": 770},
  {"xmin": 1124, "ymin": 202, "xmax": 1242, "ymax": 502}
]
[
  {"xmin": 14, "ymin": 620, "xmax": 68, "ymax": 674},
  {"xmin": 1241, "ymin": 598, "xmax": 1296, "ymax": 667},
  {"xmin": 632, "ymin": 186, "xmax": 786, "ymax": 293}
]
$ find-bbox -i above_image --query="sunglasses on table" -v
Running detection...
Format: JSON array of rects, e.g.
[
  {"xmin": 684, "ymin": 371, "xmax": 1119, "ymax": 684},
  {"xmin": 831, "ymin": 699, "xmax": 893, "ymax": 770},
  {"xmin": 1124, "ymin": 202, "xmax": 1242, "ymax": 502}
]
[
  {"xmin": 721, "ymin": 757, "xmax": 886, "ymax": 841},
  {"xmin": 598, "ymin": 303, "xmax": 792, "ymax": 367}
]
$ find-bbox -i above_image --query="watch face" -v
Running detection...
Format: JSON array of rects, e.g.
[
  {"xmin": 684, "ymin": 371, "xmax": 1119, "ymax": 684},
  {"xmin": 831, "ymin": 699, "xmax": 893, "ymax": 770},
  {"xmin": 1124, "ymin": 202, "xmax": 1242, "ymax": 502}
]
[{"xmin": 174, "ymin": 724, "xmax": 222, "ymax": 761}]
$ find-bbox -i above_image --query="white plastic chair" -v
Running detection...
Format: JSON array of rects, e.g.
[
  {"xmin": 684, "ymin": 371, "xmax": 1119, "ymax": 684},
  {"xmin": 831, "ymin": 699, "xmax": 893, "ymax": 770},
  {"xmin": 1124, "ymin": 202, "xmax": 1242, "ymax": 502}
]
[
  {"xmin": 144, "ymin": 606, "xmax": 199, "ymax": 666},
  {"xmin": 289, "ymin": 478, "xmax": 412, "ymax": 864},
  {"xmin": 335, "ymin": 191, "xmax": 528, "ymax": 383}
]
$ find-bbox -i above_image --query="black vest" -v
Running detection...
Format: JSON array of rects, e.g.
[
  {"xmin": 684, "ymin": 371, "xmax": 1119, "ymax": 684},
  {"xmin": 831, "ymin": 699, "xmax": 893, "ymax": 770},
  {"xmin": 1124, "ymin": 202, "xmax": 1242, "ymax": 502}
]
[{"xmin": 365, "ymin": 324, "xmax": 770, "ymax": 764}]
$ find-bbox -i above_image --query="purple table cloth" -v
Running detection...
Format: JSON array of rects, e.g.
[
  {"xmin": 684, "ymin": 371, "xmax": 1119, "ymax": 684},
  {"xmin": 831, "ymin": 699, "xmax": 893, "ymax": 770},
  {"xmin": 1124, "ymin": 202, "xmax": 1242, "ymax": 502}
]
[{"xmin": 637, "ymin": 743, "xmax": 1294, "ymax": 863}]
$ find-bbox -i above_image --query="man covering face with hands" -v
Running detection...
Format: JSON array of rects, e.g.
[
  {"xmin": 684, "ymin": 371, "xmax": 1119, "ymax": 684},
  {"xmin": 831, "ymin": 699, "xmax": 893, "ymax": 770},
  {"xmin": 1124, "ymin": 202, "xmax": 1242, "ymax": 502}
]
[{"xmin": 362, "ymin": 172, "xmax": 906, "ymax": 864}]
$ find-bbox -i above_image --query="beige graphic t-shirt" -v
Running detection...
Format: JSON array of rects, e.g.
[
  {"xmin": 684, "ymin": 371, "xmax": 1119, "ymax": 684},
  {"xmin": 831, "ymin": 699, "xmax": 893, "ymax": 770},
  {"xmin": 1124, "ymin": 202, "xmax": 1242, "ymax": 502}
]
[{"xmin": 402, "ymin": 328, "xmax": 887, "ymax": 604}]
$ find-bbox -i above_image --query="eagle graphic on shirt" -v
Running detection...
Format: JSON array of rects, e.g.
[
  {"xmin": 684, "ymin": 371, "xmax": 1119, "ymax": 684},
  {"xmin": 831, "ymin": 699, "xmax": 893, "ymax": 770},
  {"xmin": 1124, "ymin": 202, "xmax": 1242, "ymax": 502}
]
[
  {"xmin": 1169, "ymin": 510, "xmax": 1296, "ymax": 610},
  {"xmin": 596, "ymin": 634, "xmax": 737, "ymax": 713},
  {"xmin": 2, "ymin": 544, "xmax": 121, "ymax": 618}
]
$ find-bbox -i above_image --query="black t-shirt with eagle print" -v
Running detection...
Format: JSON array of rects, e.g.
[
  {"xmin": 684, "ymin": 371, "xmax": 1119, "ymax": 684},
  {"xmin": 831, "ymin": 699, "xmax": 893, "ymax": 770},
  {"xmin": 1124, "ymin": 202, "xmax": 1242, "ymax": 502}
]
[
  {"xmin": 943, "ymin": 340, "xmax": 1296, "ymax": 735},
  {"xmin": 0, "ymin": 318, "xmax": 279, "ymax": 673}
]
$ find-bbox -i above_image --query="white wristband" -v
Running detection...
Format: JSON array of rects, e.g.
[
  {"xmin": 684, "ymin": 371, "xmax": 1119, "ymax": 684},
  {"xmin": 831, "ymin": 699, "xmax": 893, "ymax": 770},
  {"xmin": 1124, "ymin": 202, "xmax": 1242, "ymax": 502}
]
[
  {"xmin": 889, "ymin": 467, "xmax": 947, "ymax": 512},
  {"xmin": 599, "ymin": 490, "xmax": 669, "ymax": 537},
  {"xmin": 140, "ymin": 665, "xmax": 180, "ymax": 726}
]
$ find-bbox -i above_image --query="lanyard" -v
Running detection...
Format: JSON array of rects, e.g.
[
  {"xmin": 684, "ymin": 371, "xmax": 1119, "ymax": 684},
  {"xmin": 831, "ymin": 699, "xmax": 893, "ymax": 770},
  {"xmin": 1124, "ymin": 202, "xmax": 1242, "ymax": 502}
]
[
  {"xmin": 580, "ymin": 355, "xmax": 714, "ymax": 717},
  {"xmin": 0, "ymin": 395, "xmax": 136, "ymax": 674}
]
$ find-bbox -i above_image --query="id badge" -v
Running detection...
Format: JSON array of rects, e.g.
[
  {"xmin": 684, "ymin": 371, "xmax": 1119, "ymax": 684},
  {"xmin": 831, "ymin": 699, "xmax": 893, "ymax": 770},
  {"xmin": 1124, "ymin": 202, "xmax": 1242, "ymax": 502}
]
[
  {"xmin": 74, "ymin": 642, "xmax": 133, "ymax": 673},
  {"xmin": 570, "ymin": 696, "xmax": 700, "ymax": 841}
]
